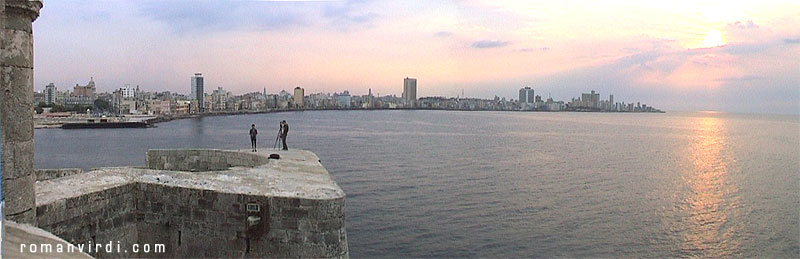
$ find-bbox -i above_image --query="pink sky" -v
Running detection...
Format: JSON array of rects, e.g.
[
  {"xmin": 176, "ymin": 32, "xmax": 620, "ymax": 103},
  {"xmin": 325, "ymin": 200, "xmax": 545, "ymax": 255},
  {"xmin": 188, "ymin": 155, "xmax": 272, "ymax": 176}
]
[{"xmin": 33, "ymin": 1, "xmax": 800, "ymax": 113}]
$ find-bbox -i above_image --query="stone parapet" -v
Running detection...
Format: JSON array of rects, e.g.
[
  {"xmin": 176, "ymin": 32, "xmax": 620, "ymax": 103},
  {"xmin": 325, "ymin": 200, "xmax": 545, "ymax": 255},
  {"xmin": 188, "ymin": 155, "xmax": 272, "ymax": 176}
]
[
  {"xmin": 35, "ymin": 168, "xmax": 84, "ymax": 181},
  {"xmin": 146, "ymin": 149, "xmax": 270, "ymax": 172},
  {"xmin": 34, "ymin": 149, "xmax": 348, "ymax": 258}
]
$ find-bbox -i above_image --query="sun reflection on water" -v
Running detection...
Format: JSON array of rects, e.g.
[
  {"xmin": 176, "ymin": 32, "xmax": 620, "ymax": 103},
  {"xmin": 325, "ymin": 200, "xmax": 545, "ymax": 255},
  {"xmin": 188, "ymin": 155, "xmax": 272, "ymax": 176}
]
[{"xmin": 680, "ymin": 116, "xmax": 740, "ymax": 257}]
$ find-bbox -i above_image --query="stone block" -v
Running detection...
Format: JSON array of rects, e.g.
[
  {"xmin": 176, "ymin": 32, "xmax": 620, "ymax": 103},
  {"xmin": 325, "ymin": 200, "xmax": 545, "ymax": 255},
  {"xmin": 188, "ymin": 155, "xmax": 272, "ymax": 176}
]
[
  {"xmin": 3, "ymin": 1, "xmax": 41, "ymax": 32},
  {"xmin": 1, "ymin": 29, "xmax": 33, "ymax": 67},
  {"xmin": 2, "ymin": 141, "xmax": 34, "ymax": 180},
  {"xmin": 1, "ymin": 67, "xmax": 34, "ymax": 129},
  {"xmin": 192, "ymin": 209, "xmax": 206, "ymax": 221},
  {"xmin": 2, "ymin": 174, "xmax": 35, "ymax": 215}
]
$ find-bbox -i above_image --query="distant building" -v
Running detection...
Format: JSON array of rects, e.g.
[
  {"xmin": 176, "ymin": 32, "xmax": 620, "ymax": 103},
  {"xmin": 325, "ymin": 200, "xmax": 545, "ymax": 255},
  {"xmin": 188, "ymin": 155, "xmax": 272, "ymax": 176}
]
[
  {"xmin": 190, "ymin": 73, "xmax": 204, "ymax": 112},
  {"xmin": 34, "ymin": 91, "xmax": 45, "ymax": 105},
  {"xmin": 336, "ymin": 91, "xmax": 351, "ymax": 108},
  {"xmin": 211, "ymin": 87, "xmax": 229, "ymax": 111},
  {"xmin": 45, "ymin": 83, "xmax": 56, "ymax": 105},
  {"xmin": 73, "ymin": 77, "xmax": 96, "ymax": 98},
  {"xmin": 63, "ymin": 96, "xmax": 95, "ymax": 106},
  {"xmin": 121, "ymin": 84, "xmax": 136, "ymax": 98},
  {"xmin": 403, "ymin": 77, "xmax": 417, "ymax": 108},
  {"xmin": 581, "ymin": 90, "xmax": 600, "ymax": 108},
  {"xmin": 518, "ymin": 86, "xmax": 534, "ymax": 103},
  {"xmin": 294, "ymin": 87, "xmax": 305, "ymax": 108}
]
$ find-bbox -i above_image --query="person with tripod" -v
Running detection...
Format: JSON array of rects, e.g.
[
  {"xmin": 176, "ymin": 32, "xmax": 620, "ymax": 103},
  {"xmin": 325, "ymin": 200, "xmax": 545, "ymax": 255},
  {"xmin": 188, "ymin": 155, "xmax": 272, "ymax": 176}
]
[
  {"xmin": 249, "ymin": 124, "xmax": 258, "ymax": 152},
  {"xmin": 273, "ymin": 120, "xmax": 290, "ymax": 150},
  {"xmin": 280, "ymin": 120, "xmax": 289, "ymax": 150}
]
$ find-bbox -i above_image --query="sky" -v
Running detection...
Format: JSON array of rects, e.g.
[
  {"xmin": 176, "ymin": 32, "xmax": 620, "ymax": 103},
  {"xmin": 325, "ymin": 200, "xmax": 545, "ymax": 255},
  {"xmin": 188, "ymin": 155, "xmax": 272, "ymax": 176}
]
[{"xmin": 32, "ymin": 0, "xmax": 800, "ymax": 114}]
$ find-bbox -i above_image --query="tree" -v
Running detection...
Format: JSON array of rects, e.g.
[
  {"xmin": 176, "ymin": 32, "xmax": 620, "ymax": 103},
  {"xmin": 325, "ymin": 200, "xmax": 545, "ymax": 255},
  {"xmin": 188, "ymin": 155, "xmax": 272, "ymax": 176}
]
[
  {"xmin": 49, "ymin": 104, "xmax": 68, "ymax": 113},
  {"xmin": 94, "ymin": 99, "xmax": 112, "ymax": 112}
]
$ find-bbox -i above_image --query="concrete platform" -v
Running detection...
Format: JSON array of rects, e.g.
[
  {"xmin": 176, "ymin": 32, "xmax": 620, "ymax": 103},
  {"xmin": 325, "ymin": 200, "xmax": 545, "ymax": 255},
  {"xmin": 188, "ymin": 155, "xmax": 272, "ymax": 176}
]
[
  {"xmin": 30, "ymin": 149, "xmax": 348, "ymax": 258},
  {"xmin": 36, "ymin": 149, "xmax": 345, "ymax": 205}
]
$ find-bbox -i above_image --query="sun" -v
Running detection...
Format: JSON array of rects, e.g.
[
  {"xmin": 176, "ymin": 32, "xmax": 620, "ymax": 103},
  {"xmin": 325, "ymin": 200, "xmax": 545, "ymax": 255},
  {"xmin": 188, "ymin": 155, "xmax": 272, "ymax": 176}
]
[{"xmin": 703, "ymin": 29, "xmax": 724, "ymax": 48}]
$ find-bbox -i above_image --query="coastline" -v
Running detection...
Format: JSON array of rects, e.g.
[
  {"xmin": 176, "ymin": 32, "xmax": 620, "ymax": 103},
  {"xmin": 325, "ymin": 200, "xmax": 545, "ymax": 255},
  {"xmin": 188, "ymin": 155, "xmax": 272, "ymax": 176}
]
[{"xmin": 35, "ymin": 107, "xmax": 665, "ymax": 129}]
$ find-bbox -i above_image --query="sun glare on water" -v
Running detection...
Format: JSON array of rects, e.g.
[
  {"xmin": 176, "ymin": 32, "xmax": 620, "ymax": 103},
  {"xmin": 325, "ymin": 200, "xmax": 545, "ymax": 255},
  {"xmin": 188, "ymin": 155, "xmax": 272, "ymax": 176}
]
[{"xmin": 703, "ymin": 29, "xmax": 724, "ymax": 48}]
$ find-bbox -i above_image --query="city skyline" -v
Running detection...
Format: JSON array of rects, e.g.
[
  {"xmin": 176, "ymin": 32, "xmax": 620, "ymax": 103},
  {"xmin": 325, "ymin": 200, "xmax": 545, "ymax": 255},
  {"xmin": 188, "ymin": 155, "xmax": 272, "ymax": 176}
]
[{"xmin": 33, "ymin": 1, "xmax": 800, "ymax": 114}]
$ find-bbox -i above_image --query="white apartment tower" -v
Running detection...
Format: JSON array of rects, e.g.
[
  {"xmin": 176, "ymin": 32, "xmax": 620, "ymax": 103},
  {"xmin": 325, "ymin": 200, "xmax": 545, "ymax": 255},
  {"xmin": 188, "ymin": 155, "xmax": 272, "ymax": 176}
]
[
  {"xmin": 45, "ymin": 83, "xmax": 56, "ymax": 104},
  {"xmin": 121, "ymin": 84, "xmax": 136, "ymax": 98}
]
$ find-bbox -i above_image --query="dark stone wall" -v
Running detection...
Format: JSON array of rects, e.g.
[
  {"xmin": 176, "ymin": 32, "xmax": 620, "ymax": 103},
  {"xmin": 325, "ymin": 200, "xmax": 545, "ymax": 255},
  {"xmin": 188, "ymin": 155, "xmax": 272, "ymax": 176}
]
[
  {"xmin": 36, "ymin": 184, "xmax": 138, "ymax": 258},
  {"xmin": 35, "ymin": 181, "xmax": 348, "ymax": 258}
]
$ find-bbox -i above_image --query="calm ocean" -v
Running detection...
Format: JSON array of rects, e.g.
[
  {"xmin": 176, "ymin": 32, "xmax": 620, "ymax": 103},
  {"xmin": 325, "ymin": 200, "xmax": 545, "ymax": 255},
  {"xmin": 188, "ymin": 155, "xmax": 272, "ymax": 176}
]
[{"xmin": 34, "ymin": 110, "xmax": 799, "ymax": 257}]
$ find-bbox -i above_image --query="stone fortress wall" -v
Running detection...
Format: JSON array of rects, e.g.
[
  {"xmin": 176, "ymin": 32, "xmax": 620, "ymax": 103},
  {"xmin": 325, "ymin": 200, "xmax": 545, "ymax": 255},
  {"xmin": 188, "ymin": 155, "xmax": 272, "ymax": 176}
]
[
  {"xmin": 2, "ymin": 1, "xmax": 347, "ymax": 258},
  {"xmin": 33, "ymin": 149, "xmax": 348, "ymax": 258},
  {"xmin": 146, "ymin": 149, "xmax": 269, "ymax": 172},
  {"xmin": 35, "ymin": 168, "xmax": 84, "ymax": 181}
]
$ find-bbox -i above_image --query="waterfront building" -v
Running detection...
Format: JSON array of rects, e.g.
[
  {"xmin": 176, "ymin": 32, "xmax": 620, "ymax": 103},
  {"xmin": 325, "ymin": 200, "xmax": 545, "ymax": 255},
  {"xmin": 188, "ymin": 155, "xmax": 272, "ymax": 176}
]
[
  {"xmin": 403, "ymin": 77, "xmax": 417, "ymax": 108},
  {"xmin": 190, "ymin": 73, "xmax": 204, "ymax": 112},
  {"xmin": 73, "ymin": 77, "xmax": 96, "ymax": 98},
  {"xmin": 34, "ymin": 91, "xmax": 45, "ymax": 105},
  {"xmin": 63, "ymin": 96, "xmax": 94, "ymax": 106},
  {"xmin": 211, "ymin": 87, "xmax": 230, "ymax": 111},
  {"xmin": 365, "ymin": 88, "xmax": 374, "ymax": 108},
  {"xmin": 519, "ymin": 86, "xmax": 534, "ymax": 103},
  {"xmin": 121, "ymin": 84, "xmax": 136, "ymax": 98},
  {"xmin": 336, "ymin": 91, "xmax": 352, "ymax": 108},
  {"xmin": 120, "ymin": 99, "xmax": 137, "ymax": 114},
  {"xmin": 294, "ymin": 87, "xmax": 305, "ymax": 108},
  {"xmin": 55, "ymin": 90, "xmax": 70, "ymax": 105},
  {"xmin": 609, "ymin": 95, "xmax": 614, "ymax": 107},
  {"xmin": 146, "ymin": 99, "xmax": 172, "ymax": 115},
  {"xmin": 174, "ymin": 100, "xmax": 190, "ymax": 114},
  {"xmin": 45, "ymin": 83, "xmax": 56, "ymax": 104},
  {"xmin": 581, "ymin": 90, "xmax": 600, "ymax": 108}
]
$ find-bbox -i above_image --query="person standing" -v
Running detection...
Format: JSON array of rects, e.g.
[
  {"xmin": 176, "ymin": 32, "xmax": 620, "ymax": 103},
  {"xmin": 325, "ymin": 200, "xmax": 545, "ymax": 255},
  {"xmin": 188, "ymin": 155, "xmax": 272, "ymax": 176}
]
[
  {"xmin": 280, "ymin": 120, "xmax": 289, "ymax": 150},
  {"xmin": 250, "ymin": 124, "xmax": 258, "ymax": 152}
]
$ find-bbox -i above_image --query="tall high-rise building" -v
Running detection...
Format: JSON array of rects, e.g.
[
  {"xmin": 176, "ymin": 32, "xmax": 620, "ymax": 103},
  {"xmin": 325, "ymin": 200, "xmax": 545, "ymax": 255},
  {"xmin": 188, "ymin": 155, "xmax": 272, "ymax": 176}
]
[
  {"xmin": 581, "ymin": 90, "xmax": 600, "ymax": 108},
  {"xmin": 293, "ymin": 87, "xmax": 305, "ymax": 108},
  {"xmin": 403, "ymin": 77, "xmax": 417, "ymax": 108},
  {"xmin": 190, "ymin": 73, "xmax": 204, "ymax": 112},
  {"xmin": 519, "ymin": 86, "xmax": 534, "ymax": 103},
  {"xmin": 45, "ymin": 83, "xmax": 56, "ymax": 104}
]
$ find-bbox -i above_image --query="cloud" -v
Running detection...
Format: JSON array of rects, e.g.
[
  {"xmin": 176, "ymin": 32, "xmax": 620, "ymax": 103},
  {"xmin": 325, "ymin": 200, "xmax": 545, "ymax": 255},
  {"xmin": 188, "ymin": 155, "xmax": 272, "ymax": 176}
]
[
  {"xmin": 517, "ymin": 47, "xmax": 549, "ymax": 52},
  {"xmin": 322, "ymin": 0, "xmax": 380, "ymax": 31},
  {"xmin": 727, "ymin": 20, "xmax": 759, "ymax": 29},
  {"xmin": 715, "ymin": 75, "xmax": 766, "ymax": 83},
  {"xmin": 434, "ymin": 31, "xmax": 453, "ymax": 37},
  {"xmin": 137, "ymin": 0, "xmax": 385, "ymax": 33},
  {"xmin": 138, "ymin": 1, "xmax": 312, "ymax": 33},
  {"xmin": 784, "ymin": 38, "xmax": 800, "ymax": 44},
  {"xmin": 471, "ymin": 40, "xmax": 509, "ymax": 49}
]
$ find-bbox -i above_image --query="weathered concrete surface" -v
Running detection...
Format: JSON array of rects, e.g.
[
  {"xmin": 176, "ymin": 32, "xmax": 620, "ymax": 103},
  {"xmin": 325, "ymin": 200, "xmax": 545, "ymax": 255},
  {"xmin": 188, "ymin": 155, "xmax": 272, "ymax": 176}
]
[
  {"xmin": 1, "ymin": 0, "xmax": 42, "ymax": 224},
  {"xmin": 35, "ymin": 168, "xmax": 84, "ymax": 181},
  {"xmin": 34, "ymin": 149, "xmax": 348, "ymax": 258},
  {"xmin": 2, "ymin": 220, "xmax": 93, "ymax": 258},
  {"xmin": 146, "ymin": 149, "xmax": 269, "ymax": 172}
]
